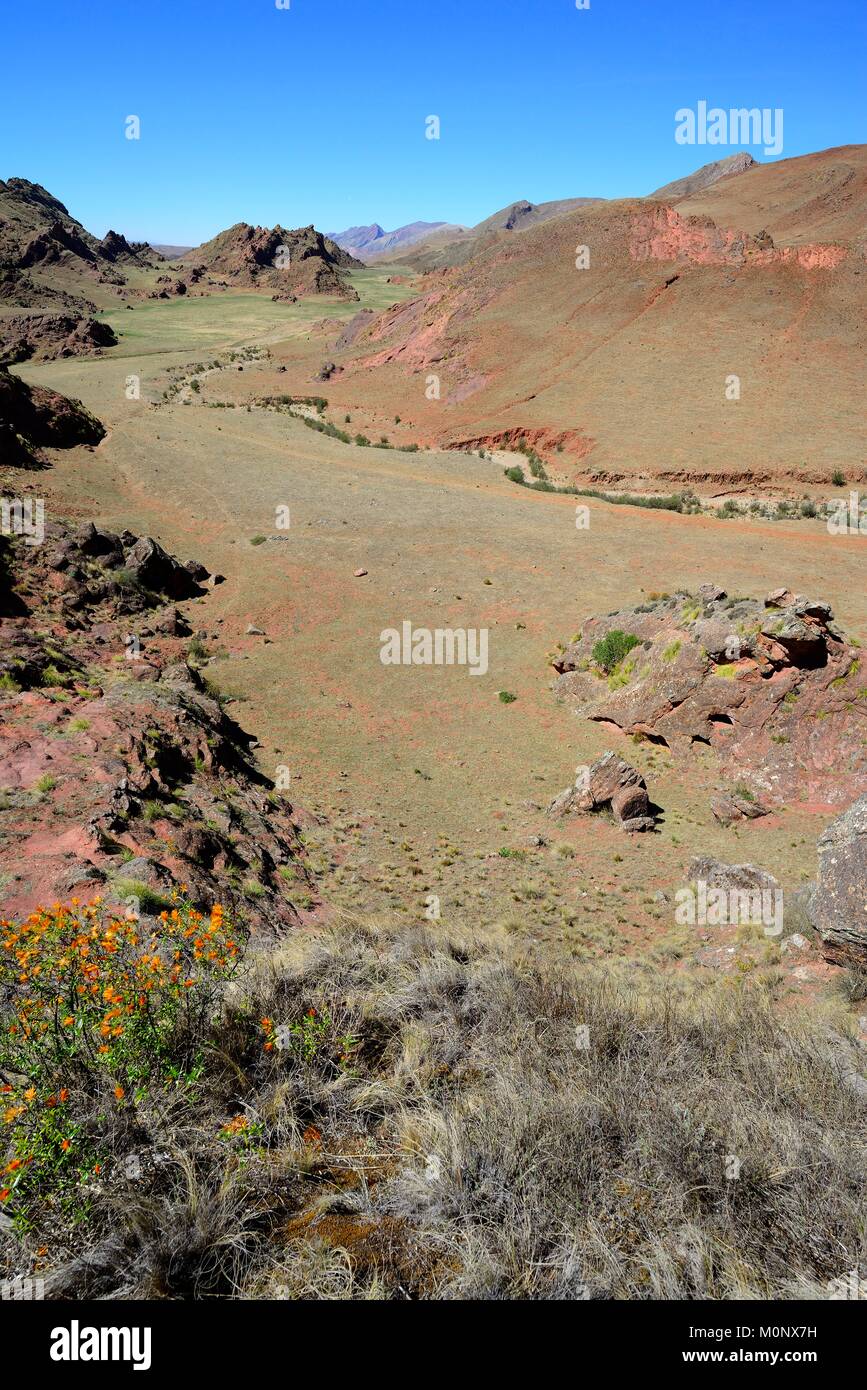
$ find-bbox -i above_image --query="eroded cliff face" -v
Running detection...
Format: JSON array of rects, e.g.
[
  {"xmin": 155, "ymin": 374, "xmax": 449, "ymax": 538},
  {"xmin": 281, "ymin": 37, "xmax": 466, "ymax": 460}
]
[{"xmin": 628, "ymin": 204, "xmax": 848, "ymax": 269}]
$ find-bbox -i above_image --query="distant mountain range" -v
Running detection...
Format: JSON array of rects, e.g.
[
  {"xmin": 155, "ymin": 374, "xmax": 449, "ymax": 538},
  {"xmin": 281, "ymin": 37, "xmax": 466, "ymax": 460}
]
[
  {"xmin": 326, "ymin": 221, "xmax": 467, "ymax": 260},
  {"xmin": 150, "ymin": 243, "xmax": 193, "ymax": 260}
]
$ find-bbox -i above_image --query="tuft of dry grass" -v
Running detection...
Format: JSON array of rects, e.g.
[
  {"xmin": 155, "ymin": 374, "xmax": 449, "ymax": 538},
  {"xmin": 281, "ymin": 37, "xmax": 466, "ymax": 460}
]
[{"xmin": 2, "ymin": 911, "xmax": 865, "ymax": 1300}]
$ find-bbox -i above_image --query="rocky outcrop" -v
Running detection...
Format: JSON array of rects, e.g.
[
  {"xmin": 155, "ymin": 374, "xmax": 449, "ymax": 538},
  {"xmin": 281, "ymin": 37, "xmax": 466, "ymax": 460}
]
[
  {"xmin": 18, "ymin": 219, "xmax": 98, "ymax": 269},
  {"xmin": 549, "ymin": 751, "xmax": 657, "ymax": 831},
  {"xmin": 334, "ymin": 308, "xmax": 377, "ymax": 349},
  {"xmin": 0, "ymin": 520, "xmax": 312, "ymax": 933},
  {"xmin": 0, "ymin": 366, "xmax": 105, "ymax": 464},
  {"xmin": 97, "ymin": 230, "xmax": 161, "ymax": 266},
  {"xmin": 809, "ymin": 795, "xmax": 867, "ymax": 968},
  {"xmin": 551, "ymin": 587, "xmax": 867, "ymax": 809},
  {"xmin": 0, "ymin": 312, "xmax": 117, "ymax": 364},
  {"xmin": 180, "ymin": 222, "xmax": 362, "ymax": 299},
  {"xmin": 710, "ymin": 788, "xmax": 770, "ymax": 825}
]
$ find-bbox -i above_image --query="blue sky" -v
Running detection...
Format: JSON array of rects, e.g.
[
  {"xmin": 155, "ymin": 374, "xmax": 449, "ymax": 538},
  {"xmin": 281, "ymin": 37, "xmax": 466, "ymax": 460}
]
[{"xmin": 1, "ymin": 0, "xmax": 864, "ymax": 244}]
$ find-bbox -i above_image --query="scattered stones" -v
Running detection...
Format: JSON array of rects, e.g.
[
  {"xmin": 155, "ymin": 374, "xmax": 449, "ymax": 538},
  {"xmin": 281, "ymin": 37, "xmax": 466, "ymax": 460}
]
[
  {"xmin": 246, "ymin": 623, "xmax": 265, "ymax": 636},
  {"xmin": 354, "ymin": 568, "xmax": 368, "ymax": 577}
]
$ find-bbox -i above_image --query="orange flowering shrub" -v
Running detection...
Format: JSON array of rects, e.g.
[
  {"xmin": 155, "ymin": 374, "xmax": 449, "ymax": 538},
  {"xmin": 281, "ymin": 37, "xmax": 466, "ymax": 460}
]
[{"xmin": 0, "ymin": 894, "xmax": 245, "ymax": 1227}]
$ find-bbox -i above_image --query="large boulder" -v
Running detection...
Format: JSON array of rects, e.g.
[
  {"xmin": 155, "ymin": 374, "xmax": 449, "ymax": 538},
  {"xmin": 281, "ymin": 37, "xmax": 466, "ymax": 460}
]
[
  {"xmin": 687, "ymin": 856, "xmax": 780, "ymax": 894},
  {"xmin": 810, "ymin": 795, "xmax": 867, "ymax": 968},
  {"xmin": 549, "ymin": 751, "xmax": 656, "ymax": 832},
  {"xmin": 124, "ymin": 535, "xmax": 206, "ymax": 599}
]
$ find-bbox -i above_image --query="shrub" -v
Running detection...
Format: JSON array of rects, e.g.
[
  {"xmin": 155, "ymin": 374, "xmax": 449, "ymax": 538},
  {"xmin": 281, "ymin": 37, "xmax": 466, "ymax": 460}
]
[
  {"xmin": 591, "ymin": 630, "xmax": 640, "ymax": 674},
  {"xmin": 0, "ymin": 897, "xmax": 244, "ymax": 1229}
]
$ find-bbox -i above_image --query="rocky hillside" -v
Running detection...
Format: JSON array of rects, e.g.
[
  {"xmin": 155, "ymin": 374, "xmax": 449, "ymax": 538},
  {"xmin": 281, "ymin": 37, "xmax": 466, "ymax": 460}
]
[
  {"xmin": 180, "ymin": 223, "xmax": 363, "ymax": 299},
  {"xmin": 0, "ymin": 519, "xmax": 313, "ymax": 934},
  {"xmin": 0, "ymin": 311, "xmax": 117, "ymax": 365},
  {"xmin": 0, "ymin": 177, "xmax": 162, "ymax": 312}
]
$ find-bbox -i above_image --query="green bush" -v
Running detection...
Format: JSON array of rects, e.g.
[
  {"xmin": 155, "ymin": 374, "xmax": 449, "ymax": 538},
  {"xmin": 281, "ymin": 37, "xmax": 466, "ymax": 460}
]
[{"xmin": 591, "ymin": 630, "xmax": 640, "ymax": 674}]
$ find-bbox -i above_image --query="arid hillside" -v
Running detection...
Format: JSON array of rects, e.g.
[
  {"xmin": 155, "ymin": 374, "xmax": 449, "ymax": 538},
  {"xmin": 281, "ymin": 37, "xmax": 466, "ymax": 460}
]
[{"xmin": 307, "ymin": 146, "xmax": 866, "ymax": 496}]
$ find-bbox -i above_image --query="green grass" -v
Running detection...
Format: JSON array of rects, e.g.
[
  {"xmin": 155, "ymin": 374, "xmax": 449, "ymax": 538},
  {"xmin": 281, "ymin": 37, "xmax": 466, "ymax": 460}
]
[
  {"xmin": 93, "ymin": 271, "xmax": 417, "ymax": 360},
  {"xmin": 108, "ymin": 878, "xmax": 174, "ymax": 915}
]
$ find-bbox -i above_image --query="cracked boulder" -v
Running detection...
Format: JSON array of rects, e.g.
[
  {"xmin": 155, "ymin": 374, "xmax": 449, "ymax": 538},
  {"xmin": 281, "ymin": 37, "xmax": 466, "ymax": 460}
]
[{"xmin": 549, "ymin": 751, "xmax": 657, "ymax": 831}]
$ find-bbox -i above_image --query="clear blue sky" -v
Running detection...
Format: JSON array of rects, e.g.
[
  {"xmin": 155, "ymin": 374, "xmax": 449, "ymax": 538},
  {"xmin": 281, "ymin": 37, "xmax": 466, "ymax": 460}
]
[{"xmin": 1, "ymin": 0, "xmax": 864, "ymax": 244}]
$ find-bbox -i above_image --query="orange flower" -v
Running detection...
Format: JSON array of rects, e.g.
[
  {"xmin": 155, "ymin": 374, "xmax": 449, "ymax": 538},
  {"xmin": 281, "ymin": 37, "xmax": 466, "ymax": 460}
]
[
  {"xmin": 114, "ymin": 1086, "xmax": 125, "ymax": 1101},
  {"xmin": 0, "ymin": 1189, "xmax": 10, "ymax": 1202},
  {"xmin": 61, "ymin": 1139, "xmax": 71, "ymax": 1152}
]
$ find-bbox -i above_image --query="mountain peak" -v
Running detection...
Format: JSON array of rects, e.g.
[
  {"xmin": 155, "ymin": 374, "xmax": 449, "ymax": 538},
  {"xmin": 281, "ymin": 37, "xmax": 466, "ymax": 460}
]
[{"xmin": 648, "ymin": 152, "xmax": 759, "ymax": 201}]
